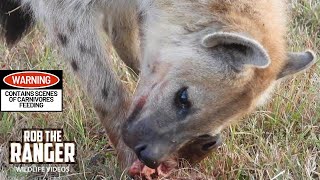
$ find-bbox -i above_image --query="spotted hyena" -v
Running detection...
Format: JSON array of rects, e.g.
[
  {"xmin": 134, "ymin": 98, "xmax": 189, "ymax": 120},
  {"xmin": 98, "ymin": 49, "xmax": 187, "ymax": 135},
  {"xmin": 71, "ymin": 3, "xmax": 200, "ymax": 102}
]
[{"xmin": 0, "ymin": 0, "xmax": 316, "ymax": 178}]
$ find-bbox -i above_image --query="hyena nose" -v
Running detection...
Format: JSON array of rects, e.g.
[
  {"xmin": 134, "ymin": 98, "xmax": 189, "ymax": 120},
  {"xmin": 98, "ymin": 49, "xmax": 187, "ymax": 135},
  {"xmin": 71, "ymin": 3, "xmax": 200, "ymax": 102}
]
[{"xmin": 134, "ymin": 144, "xmax": 161, "ymax": 169}]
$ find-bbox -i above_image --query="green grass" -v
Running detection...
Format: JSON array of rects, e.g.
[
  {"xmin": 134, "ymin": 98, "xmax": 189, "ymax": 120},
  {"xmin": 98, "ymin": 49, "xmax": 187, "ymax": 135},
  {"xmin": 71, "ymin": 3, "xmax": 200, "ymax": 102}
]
[{"xmin": 0, "ymin": 0, "xmax": 319, "ymax": 179}]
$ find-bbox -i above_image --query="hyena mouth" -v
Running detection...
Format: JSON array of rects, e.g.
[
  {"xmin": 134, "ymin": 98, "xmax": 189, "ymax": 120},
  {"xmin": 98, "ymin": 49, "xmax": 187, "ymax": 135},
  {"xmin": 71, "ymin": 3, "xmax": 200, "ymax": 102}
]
[
  {"xmin": 128, "ymin": 134, "xmax": 222, "ymax": 178},
  {"xmin": 128, "ymin": 158, "xmax": 178, "ymax": 179}
]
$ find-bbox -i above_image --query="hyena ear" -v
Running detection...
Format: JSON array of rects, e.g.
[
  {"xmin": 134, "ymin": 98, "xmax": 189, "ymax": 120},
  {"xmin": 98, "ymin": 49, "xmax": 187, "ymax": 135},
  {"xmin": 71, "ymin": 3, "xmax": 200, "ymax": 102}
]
[
  {"xmin": 277, "ymin": 51, "xmax": 316, "ymax": 79},
  {"xmin": 202, "ymin": 32, "xmax": 270, "ymax": 70}
]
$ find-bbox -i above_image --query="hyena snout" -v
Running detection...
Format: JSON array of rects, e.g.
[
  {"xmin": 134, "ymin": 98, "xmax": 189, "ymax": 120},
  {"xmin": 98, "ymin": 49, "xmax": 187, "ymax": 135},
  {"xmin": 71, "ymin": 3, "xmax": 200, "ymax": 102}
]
[
  {"xmin": 132, "ymin": 134, "xmax": 223, "ymax": 168},
  {"xmin": 133, "ymin": 140, "xmax": 171, "ymax": 168},
  {"xmin": 122, "ymin": 119, "xmax": 176, "ymax": 168},
  {"xmin": 122, "ymin": 118, "xmax": 223, "ymax": 168}
]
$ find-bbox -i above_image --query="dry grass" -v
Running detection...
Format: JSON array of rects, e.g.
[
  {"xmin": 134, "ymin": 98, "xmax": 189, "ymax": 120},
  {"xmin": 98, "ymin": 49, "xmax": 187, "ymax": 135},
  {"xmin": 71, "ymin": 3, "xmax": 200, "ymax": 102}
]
[{"xmin": 0, "ymin": 0, "xmax": 319, "ymax": 179}]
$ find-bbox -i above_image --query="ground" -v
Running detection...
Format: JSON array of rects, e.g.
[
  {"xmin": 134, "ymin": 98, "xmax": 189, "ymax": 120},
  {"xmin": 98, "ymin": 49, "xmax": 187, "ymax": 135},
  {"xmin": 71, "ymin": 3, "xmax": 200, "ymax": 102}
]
[{"xmin": 0, "ymin": 0, "xmax": 319, "ymax": 179}]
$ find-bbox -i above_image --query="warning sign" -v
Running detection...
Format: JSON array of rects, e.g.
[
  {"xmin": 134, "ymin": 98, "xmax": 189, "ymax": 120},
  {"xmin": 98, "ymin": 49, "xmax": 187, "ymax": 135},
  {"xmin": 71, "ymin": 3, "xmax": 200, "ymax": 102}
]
[{"xmin": 0, "ymin": 70, "xmax": 63, "ymax": 112}]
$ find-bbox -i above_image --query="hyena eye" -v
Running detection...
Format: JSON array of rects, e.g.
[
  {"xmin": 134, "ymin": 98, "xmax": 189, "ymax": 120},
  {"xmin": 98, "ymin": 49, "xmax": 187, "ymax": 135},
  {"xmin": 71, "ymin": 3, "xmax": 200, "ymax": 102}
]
[{"xmin": 174, "ymin": 87, "xmax": 191, "ymax": 110}]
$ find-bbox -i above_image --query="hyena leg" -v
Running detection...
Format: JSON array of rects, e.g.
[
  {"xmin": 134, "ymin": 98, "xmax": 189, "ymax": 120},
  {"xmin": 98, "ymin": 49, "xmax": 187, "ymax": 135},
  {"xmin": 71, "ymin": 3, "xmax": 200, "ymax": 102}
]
[
  {"xmin": 103, "ymin": 8, "xmax": 141, "ymax": 74},
  {"xmin": 21, "ymin": 0, "xmax": 136, "ymax": 168}
]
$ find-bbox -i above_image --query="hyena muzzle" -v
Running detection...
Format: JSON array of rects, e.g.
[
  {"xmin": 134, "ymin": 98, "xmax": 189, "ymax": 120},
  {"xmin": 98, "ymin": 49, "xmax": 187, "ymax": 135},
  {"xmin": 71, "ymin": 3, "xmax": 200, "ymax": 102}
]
[{"xmin": 0, "ymin": 0, "xmax": 316, "ymax": 178}]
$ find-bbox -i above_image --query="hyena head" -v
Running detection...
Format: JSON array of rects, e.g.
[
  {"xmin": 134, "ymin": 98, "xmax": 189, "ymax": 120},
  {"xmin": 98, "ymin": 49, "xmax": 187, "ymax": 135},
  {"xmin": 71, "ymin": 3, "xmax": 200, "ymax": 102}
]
[{"xmin": 122, "ymin": 0, "xmax": 316, "ymax": 168}]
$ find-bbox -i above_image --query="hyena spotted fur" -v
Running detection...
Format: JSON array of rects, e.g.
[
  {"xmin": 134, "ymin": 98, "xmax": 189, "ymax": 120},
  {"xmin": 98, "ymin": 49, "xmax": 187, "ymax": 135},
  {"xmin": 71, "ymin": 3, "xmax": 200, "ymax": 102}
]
[
  {"xmin": 0, "ymin": 0, "xmax": 316, "ymax": 177},
  {"xmin": 0, "ymin": 0, "xmax": 140, "ymax": 168}
]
